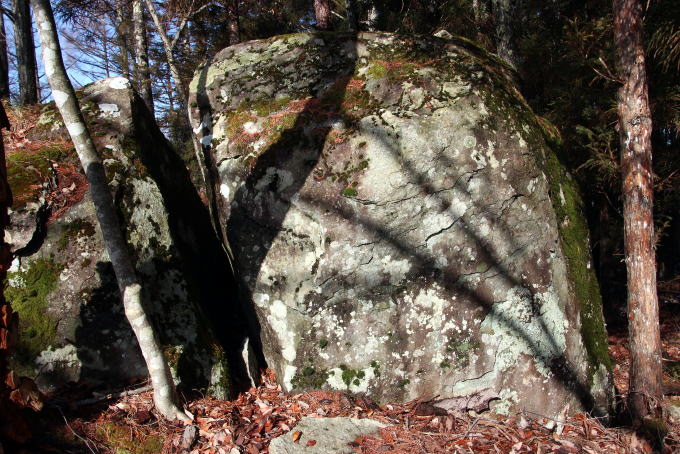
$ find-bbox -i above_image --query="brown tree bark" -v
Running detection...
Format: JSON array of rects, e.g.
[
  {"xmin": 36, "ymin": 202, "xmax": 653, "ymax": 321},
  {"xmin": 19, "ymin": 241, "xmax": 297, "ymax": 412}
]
[
  {"xmin": 227, "ymin": 0, "xmax": 240, "ymax": 45},
  {"xmin": 613, "ymin": 0, "xmax": 663, "ymax": 423},
  {"xmin": 314, "ymin": 0, "xmax": 331, "ymax": 31},
  {"xmin": 12, "ymin": 0, "xmax": 38, "ymax": 105},
  {"xmin": 30, "ymin": 0, "xmax": 190, "ymax": 422}
]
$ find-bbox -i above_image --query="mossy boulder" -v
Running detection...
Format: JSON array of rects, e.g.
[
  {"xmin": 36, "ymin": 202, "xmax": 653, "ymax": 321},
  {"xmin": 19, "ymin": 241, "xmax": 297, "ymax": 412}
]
[
  {"xmin": 5, "ymin": 78, "xmax": 231, "ymax": 397},
  {"xmin": 189, "ymin": 32, "xmax": 613, "ymax": 418}
]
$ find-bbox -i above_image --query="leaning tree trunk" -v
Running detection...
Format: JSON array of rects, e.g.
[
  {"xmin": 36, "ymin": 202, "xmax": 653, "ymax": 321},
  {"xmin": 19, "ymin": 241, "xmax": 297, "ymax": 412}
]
[
  {"xmin": 613, "ymin": 0, "xmax": 663, "ymax": 423},
  {"xmin": 314, "ymin": 0, "xmax": 332, "ymax": 30},
  {"xmin": 12, "ymin": 0, "xmax": 38, "ymax": 105},
  {"xmin": 227, "ymin": 0, "xmax": 240, "ymax": 45},
  {"xmin": 0, "ymin": 9, "xmax": 9, "ymax": 99},
  {"xmin": 133, "ymin": 0, "xmax": 154, "ymax": 114},
  {"xmin": 30, "ymin": 0, "xmax": 189, "ymax": 422}
]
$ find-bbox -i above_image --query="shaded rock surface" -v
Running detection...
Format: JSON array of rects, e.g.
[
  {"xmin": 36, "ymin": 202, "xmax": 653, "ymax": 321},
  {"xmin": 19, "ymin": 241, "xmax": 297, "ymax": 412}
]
[
  {"xmin": 189, "ymin": 32, "xmax": 612, "ymax": 418},
  {"xmin": 269, "ymin": 416, "xmax": 386, "ymax": 454},
  {"xmin": 5, "ymin": 78, "xmax": 237, "ymax": 396}
]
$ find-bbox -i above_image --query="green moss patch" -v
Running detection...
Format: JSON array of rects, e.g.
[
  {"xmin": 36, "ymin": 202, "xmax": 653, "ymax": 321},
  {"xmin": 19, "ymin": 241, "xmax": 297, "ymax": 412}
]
[
  {"xmin": 543, "ymin": 150, "xmax": 612, "ymax": 374},
  {"xmin": 7, "ymin": 144, "xmax": 76, "ymax": 209},
  {"xmin": 443, "ymin": 335, "xmax": 481, "ymax": 369},
  {"xmin": 96, "ymin": 422, "xmax": 164, "ymax": 454},
  {"xmin": 6, "ymin": 258, "xmax": 63, "ymax": 370},
  {"xmin": 291, "ymin": 366, "xmax": 329, "ymax": 389}
]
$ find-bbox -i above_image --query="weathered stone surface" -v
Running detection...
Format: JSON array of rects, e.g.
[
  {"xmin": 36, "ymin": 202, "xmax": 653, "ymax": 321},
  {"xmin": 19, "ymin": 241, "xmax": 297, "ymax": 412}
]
[
  {"xmin": 269, "ymin": 416, "xmax": 386, "ymax": 454},
  {"xmin": 5, "ymin": 78, "xmax": 232, "ymax": 396},
  {"xmin": 189, "ymin": 32, "xmax": 612, "ymax": 418}
]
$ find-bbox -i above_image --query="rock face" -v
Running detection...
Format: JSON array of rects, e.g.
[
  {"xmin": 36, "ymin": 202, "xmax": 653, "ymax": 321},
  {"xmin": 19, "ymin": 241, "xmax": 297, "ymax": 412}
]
[
  {"xmin": 5, "ymin": 78, "xmax": 236, "ymax": 396},
  {"xmin": 189, "ymin": 32, "xmax": 612, "ymax": 417}
]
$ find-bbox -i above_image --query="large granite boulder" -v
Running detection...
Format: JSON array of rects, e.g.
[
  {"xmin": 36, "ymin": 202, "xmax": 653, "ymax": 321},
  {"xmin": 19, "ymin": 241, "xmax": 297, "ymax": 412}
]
[
  {"xmin": 5, "ymin": 78, "xmax": 239, "ymax": 397},
  {"xmin": 189, "ymin": 32, "xmax": 612, "ymax": 418}
]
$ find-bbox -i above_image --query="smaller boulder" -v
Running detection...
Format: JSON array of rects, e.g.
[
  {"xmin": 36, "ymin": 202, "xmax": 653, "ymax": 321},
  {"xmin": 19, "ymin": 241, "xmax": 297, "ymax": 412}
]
[{"xmin": 269, "ymin": 416, "xmax": 386, "ymax": 454}]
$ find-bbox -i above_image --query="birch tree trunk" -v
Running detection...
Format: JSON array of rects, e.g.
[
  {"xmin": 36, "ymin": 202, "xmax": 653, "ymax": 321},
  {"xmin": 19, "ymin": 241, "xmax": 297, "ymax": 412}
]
[
  {"xmin": 133, "ymin": 0, "xmax": 154, "ymax": 114},
  {"xmin": 613, "ymin": 0, "xmax": 663, "ymax": 423},
  {"xmin": 0, "ymin": 8, "xmax": 9, "ymax": 99},
  {"xmin": 144, "ymin": 0, "xmax": 187, "ymax": 108},
  {"xmin": 30, "ymin": 0, "xmax": 190, "ymax": 422},
  {"xmin": 314, "ymin": 0, "xmax": 331, "ymax": 31},
  {"xmin": 12, "ymin": 0, "xmax": 38, "ymax": 105}
]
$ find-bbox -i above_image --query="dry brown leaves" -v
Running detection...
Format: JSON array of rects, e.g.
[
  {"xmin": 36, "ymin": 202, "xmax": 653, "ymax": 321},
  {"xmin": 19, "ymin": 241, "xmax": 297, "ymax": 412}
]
[{"xmin": 54, "ymin": 368, "xmax": 677, "ymax": 454}]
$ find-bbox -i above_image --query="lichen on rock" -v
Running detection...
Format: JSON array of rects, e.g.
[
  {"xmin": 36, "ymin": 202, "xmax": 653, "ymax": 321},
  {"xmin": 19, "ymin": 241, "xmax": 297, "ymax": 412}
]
[
  {"xmin": 5, "ymin": 78, "xmax": 233, "ymax": 398},
  {"xmin": 189, "ymin": 32, "xmax": 612, "ymax": 418}
]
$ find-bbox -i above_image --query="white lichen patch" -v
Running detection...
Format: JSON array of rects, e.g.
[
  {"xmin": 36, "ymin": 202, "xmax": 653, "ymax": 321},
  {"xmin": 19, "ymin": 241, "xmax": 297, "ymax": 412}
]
[
  {"xmin": 266, "ymin": 300, "xmax": 297, "ymax": 364},
  {"xmin": 98, "ymin": 103, "xmax": 121, "ymax": 118},
  {"xmin": 283, "ymin": 365, "xmax": 297, "ymax": 391},
  {"xmin": 220, "ymin": 183, "xmax": 231, "ymax": 199},
  {"xmin": 35, "ymin": 344, "xmax": 82, "ymax": 391},
  {"xmin": 480, "ymin": 285, "xmax": 566, "ymax": 378},
  {"xmin": 127, "ymin": 179, "xmax": 173, "ymax": 258}
]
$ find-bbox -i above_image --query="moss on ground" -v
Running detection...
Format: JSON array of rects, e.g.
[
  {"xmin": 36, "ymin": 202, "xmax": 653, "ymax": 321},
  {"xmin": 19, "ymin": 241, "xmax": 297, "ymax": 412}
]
[
  {"xmin": 6, "ymin": 258, "xmax": 63, "ymax": 371},
  {"xmin": 96, "ymin": 422, "xmax": 164, "ymax": 454}
]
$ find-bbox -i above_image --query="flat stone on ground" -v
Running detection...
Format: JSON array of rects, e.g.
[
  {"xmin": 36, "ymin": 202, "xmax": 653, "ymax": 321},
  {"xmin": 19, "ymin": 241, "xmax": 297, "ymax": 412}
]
[{"xmin": 269, "ymin": 416, "xmax": 386, "ymax": 454}]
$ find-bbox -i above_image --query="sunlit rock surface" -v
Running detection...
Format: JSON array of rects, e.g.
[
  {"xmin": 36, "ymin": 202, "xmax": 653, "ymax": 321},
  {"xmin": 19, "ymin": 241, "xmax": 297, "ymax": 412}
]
[{"xmin": 189, "ymin": 32, "xmax": 612, "ymax": 417}]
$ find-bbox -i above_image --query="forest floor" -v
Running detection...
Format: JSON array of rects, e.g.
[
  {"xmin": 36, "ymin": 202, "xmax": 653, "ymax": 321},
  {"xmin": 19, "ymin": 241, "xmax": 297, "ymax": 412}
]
[{"xmin": 23, "ymin": 284, "xmax": 680, "ymax": 454}]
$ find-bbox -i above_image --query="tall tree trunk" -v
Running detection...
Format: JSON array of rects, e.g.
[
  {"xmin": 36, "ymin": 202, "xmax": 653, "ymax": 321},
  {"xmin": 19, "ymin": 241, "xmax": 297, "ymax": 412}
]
[
  {"xmin": 346, "ymin": 0, "xmax": 358, "ymax": 32},
  {"xmin": 144, "ymin": 0, "xmax": 187, "ymax": 109},
  {"xmin": 12, "ymin": 0, "xmax": 38, "ymax": 105},
  {"xmin": 133, "ymin": 0, "xmax": 154, "ymax": 114},
  {"xmin": 0, "ymin": 8, "xmax": 9, "ymax": 99},
  {"xmin": 314, "ymin": 0, "xmax": 331, "ymax": 31},
  {"xmin": 227, "ymin": 0, "xmax": 240, "ymax": 45},
  {"xmin": 115, "ymin": 3, "xmax": 131, "ymax": 80},
  {"xmin": 30, "ymin": 0, "xmax": 190, "ymax": 422},
  {"xmin": 491, "ymin": 0, "xmax": 520, "ymax": 70},
  {"xmin": 613, "ymin": 0, "xmax": 662, "ymax": 423}
]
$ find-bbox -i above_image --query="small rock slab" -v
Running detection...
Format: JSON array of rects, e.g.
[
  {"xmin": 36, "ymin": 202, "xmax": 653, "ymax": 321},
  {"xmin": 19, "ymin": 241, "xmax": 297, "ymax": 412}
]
[{"xmin": 269, "ymin": 416, "xmax": 386, "ymax": 454}]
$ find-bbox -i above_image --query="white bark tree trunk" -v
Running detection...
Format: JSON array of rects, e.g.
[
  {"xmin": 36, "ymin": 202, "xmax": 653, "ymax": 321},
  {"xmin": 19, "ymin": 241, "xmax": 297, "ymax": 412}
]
[
  {"xmin": 30, "ymin": 0, "xmax": 190, "ymax": 422},
  {"xmin": 143, "ymin": 0, "xmax": 187, "ymax": 106},
  {"xmin": 133, "ymin": 0, "xmax": 154, "ymax": 113}
]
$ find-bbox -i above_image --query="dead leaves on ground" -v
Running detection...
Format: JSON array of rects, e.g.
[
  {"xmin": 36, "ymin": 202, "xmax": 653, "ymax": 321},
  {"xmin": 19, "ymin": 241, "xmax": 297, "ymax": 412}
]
[{"xmin": 56, "ymin": 369, "xmax": 679, "ymax": 454}]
